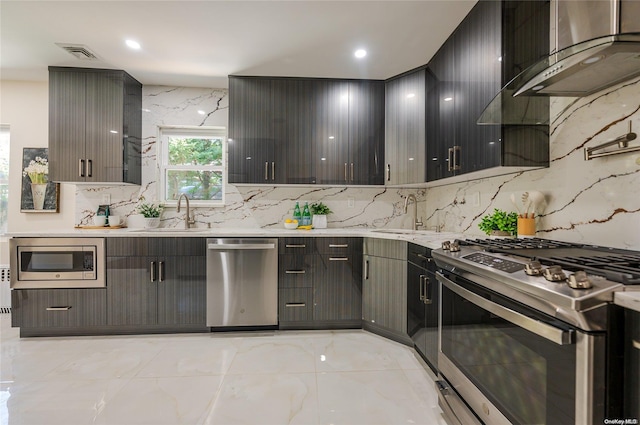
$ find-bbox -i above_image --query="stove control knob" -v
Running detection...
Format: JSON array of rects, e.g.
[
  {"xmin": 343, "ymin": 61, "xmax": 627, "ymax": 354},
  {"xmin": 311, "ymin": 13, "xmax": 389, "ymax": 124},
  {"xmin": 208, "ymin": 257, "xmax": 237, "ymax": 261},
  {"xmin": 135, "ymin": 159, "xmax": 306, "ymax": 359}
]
[
  {"xmin": 567, "ymin": 271, "xmax": 593, "ymax": 289},
  {"xmin": 543, "ymin": 265, "xmax": 566, "ymax": 282},
  {"xmin": 524, "ymin": 260, "xmax": 543, "ymax": 276},
  {"xmin": 441, "ymin": 241, "xmax": 451, "ymax": 251},
  {"xmin": 449, "ymin": 241, "xmax": 460, "ymax": 252}
]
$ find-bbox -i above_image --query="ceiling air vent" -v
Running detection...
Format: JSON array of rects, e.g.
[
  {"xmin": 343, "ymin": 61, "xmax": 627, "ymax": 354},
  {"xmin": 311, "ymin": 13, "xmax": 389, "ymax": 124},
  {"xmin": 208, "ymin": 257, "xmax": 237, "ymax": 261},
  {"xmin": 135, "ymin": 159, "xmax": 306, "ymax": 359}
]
[{"xmin": 55, "ymin": 43, "xmax": 100, "ymax": 61}]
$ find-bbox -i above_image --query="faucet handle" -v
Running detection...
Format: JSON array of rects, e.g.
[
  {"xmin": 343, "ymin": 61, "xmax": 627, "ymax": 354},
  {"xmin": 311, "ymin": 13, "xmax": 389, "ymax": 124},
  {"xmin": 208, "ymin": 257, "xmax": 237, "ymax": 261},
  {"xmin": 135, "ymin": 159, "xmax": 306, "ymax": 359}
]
[{"xmin": 415, "ymin": 217, "xmax": 424, "ymax": 229}]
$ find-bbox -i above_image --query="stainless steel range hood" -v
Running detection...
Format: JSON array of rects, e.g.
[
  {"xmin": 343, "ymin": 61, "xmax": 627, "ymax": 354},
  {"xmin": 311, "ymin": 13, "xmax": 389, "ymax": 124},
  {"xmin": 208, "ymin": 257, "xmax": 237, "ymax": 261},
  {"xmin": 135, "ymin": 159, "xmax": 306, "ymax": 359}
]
[{"xmin": 479, "ymin": 0, "xmax": 640, "ymax": 125}]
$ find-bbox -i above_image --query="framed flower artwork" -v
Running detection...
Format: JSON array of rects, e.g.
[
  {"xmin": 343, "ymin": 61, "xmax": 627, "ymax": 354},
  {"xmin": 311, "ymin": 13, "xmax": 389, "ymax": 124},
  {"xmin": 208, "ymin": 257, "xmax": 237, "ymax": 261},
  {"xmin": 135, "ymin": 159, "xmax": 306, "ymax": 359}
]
[{"xmin": 20, "ymin": 147, "xmax": 60, "ymax": 213}]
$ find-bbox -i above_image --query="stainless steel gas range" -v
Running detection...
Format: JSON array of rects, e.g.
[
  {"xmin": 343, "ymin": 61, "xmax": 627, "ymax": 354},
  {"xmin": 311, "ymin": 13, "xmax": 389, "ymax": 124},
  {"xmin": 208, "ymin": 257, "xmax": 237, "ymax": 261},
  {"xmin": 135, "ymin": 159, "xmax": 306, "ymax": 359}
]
[{"xmin": 432, "ymin": 238, "xmax": 639, "ymax": 425}]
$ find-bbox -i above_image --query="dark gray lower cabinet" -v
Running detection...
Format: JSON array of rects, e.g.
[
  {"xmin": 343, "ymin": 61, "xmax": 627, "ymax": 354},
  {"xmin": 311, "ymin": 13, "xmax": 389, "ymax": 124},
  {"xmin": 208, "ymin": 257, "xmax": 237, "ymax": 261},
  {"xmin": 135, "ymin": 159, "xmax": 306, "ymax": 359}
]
[
  {"xmin": 106, "ymin": 237, "xmax": 208, "ymax": 332},
  {"xmin": 11, "ymin": 288, "xmax": 107, "ymax": 333},
  {"xmin": 406, "ymin": 243, "xmax": 439, "ymax": 372},
  {"xmin": 362, "ymin": 238, "xmax": 410, "ymax": 344},
  {"xmin": 278, "ymin": 237, "xmax": 362, "ymax": 329}
]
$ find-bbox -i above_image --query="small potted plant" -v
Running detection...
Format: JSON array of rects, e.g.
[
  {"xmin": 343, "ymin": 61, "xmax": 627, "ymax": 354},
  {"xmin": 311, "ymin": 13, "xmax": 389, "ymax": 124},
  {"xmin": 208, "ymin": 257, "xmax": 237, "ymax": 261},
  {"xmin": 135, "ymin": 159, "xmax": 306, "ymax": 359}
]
[
  {"xmin": 310, "ymin": 202, "xmax": 332, "ymax": 229},
  {"xmin": 136, "ymin": 199, "xmax": 164, "ymax": 228},
  {"xmin": 478, "ymin": 208, "xmax": 518, "ymax": 237}
]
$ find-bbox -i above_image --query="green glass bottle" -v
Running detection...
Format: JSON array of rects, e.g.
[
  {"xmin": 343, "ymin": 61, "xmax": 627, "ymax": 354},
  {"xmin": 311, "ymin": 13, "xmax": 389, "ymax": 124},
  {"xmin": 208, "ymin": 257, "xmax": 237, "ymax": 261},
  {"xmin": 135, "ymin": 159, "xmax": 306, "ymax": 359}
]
[
  {"xmin": 302, "ymin": 202, "xmax": 312, "ymax": 226},
  {"xmin": 293, "ymin": 202, "xmax": 302, "ymax": 223}
]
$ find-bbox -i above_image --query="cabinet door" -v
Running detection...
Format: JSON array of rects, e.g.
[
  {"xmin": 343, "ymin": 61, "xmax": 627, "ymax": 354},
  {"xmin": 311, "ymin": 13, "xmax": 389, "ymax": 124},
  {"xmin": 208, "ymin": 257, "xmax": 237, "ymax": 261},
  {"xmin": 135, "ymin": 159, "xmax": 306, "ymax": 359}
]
[
  {"xmin": 349, "ymin": 80, "xmax": 385, "ymax": 185},
  {"xmin": 85, "ymin": 71, "xmax": 125, "ymax": 182},
  {"xmin": 106, "ymin": 255, "xmax": 158, "ymax": 326},
  {"xmin": 48, "ymin": 70, "xmax": 87, "ymax": 182},
  {"xmin": 228, "ymin": 77, "xmax": 274, "ymax": 183},
  {"xmin": 426, "ymin": 42, "xmax": 457, "ymax": 181},
  {"xmin": 272, "ymin": 79, "xmax": 316, "ymax": 184},
  {"xmin": 362, "ymin": 255, "xmax": 406, "ymax": 334},
  {"xmin": 157, "ymin": 255, "xmax": 206, "ymax": 325},
  {"xmin": 385, "ymin": 70, "xmax": 425, "ymax": 185},
  {"xmin": 314, "ymin": 253, "xmax": 362, "ymax": 322},
  {"xmin": 314, "ymin": 80, "xmax": 350, "ymax": 184},
  {"xmin": 11, "ymin": 289, "xmax": 106, "ymax": 328}
]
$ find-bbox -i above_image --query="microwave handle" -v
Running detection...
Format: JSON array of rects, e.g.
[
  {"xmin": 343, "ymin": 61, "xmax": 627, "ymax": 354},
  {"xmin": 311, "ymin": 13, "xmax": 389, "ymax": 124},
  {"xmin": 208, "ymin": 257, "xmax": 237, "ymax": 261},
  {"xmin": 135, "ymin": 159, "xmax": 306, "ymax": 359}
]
[{"xmin": 437, "ymin": 272, "xmax": 574, "ymax": 346}]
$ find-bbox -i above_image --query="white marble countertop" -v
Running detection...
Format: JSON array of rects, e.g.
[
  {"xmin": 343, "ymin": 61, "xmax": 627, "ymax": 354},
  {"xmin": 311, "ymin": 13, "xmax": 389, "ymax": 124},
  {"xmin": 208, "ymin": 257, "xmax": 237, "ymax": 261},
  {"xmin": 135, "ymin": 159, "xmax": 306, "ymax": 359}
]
[
  {"xmin": 7, "ymin": 227, "xmax": 464, "ymax": 250},
  {"xmin": 614, "ymin": 292, "xmax": 640, "ymax": 313}
]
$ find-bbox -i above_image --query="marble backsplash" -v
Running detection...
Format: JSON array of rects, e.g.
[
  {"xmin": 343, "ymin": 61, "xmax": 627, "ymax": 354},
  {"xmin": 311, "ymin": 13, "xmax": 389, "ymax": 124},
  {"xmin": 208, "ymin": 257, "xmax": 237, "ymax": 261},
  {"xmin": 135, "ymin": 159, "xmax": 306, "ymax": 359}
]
[
  {"xmin": 425, "ymin": 77, "xmax": 640, "ymax": 250},
  {"xmin": 76, "ymin": 78, "xmax": 639, "ymax": 249},
  {"xmin": 75, "ymin": 85, "xmax": 426, "ymax": 231}
]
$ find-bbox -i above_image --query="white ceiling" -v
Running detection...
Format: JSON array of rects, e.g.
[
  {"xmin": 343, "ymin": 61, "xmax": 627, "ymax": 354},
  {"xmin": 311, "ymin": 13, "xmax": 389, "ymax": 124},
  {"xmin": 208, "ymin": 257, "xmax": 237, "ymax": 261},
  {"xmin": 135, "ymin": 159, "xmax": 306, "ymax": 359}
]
[{"xmin": 0, "ymin": 0, "xmax": 476, "ymax": 88}]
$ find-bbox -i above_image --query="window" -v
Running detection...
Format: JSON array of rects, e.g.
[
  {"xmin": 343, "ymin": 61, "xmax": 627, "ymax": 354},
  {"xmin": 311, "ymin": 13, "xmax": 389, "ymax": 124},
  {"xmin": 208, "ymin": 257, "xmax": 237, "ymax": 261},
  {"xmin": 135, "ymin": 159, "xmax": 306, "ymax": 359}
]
[
  {"xmin": 159, "ymin": 126, "xmax": 226, "ymax": 206},
  {"xmin": 0, "ymin": 126, "xmax": 9, "ymax": 234}
]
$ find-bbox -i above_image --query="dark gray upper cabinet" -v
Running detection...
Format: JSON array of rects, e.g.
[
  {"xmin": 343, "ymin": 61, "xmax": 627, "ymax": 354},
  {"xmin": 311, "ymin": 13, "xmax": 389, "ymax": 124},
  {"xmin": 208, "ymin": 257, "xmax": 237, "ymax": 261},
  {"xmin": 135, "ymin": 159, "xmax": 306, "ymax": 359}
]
[
  {"xmin": 229, "ymin": 76, "xmax": 384, "ymax": 185},
  {"xmin": 385, "ymin": 69, "xmax": 426, "ymax": 185},
  {"xmin": 48, "ymin": 67, "xmax": 141, "ymax": 184},
  {"xmin": 425, "ymin": 0, "xmax": 550, "ymax": 182}
]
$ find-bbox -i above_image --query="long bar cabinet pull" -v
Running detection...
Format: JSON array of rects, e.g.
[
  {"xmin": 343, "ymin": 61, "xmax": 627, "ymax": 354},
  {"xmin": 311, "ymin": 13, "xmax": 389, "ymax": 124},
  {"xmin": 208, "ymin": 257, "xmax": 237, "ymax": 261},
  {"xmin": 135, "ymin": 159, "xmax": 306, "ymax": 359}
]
[
  {"xmin": 285, "ymin": 303, "xmax": 306, "ymax": 308},
  {"xmin": 87, "ymin": 159, "xmax": 93, "ymax": 177},
  {"xmin": 158, "ymin": 261, "xmax": 165, "ymax": 282},
  {"xmin": 150, "ymin": 261, "xmax": 156, "ymax": 282},
  {"xmin": 447, "ymin": 148, "xmax": 453, "ymax": 172},
  {"xmin": 344, "ymin": 163, "xmax": 348, "ymax": 182},
  {"xmin": 264, "ymin": 162, "xmax": 269, "ymax": 181},
  {"xmin": 46, "ymin": 306, "xmax": 72, "ymax": 311},
  {"xmin": 285, "ymin": 270, "xmax": 306, "ymax": 274},
  {"xmin": 386, "ymin": 164, "xmax": 391, "ymax": 181},
  {"xmin": 285, "ymin": 244, "xmax": 306, "ymax": 248},
  {"xmin": 329, "ymin": 244, "xmax": 349, "ymax": 248},
  {"xmin": 329, "ymin": 257, "xmax": 349, "ymax": 261},
  {"xmin": 452, "ymin": 146, "xmax": 461, "ymax": 171},
  {"xmin": 423, "ymin": 275, "xmax": 433, "ymax": 305},
  {"xmin": 350, "ymin": 163, "xmax": 354, "ymax": 181},
  {"xmin": 365, "ymin": 260, "xmax": 369, "ymax": 280},
  {"xmin": 79, "ymin": 159, "xmax": 85, "ymax": 177},
  {"xmin": 271, "ymin": 162, "xmax": 275, "ymax": 181},
  {"xmin": 419, "ymin": 275, "xmax": 426, "ymax": 301}
]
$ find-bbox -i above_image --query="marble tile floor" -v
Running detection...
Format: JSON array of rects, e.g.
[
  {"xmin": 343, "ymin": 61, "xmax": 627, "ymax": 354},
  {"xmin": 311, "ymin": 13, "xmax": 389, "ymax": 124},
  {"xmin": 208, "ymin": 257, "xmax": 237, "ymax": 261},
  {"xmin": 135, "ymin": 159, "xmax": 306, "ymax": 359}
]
[{"xmin": 0, "ymin": 315, "xmax": 448, "ymax": 425}]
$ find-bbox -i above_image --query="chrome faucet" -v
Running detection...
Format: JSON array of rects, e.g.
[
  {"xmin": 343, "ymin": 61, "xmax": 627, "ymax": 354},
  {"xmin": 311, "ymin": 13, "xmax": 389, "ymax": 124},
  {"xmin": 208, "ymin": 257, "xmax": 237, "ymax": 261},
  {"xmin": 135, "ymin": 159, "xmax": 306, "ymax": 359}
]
[
  {"xmin": 176, "ymin": 194, "xmax": 196, "ymax": 229},
  {"xmin": 403, "ymin": 194, "xmax": 423, "ymax": 230}
]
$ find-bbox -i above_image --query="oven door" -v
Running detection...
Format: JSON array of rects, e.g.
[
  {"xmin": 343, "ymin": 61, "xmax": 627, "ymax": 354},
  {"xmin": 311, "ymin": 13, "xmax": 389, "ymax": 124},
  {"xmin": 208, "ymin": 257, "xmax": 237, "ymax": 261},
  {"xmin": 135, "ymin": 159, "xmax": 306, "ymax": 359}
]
[{"xmin": 437, "ymin": 271, "xmax": 605, "ymax": 425}]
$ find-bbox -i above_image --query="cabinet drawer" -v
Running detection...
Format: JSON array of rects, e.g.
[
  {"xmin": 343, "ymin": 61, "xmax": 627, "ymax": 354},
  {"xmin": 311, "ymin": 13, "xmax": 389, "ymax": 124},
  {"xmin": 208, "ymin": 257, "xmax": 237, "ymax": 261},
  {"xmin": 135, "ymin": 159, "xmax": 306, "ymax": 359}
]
[
  {"xmin": 278, "ymin": 254, "xmax": 315, "ymax": 288},
  {"xmin": 363, "ymin": 238, "xmax": 407, "ymax": 260},
  {"xmin": 279, "ymin": 288, "xmax": 313, "ymax": 322},
  {"xmin": 316, "ymin": 237, "xmax": 362, "ymax": 254},
  {"xmin": 279, "ymin": 237, "xmax": 316, "ymax": 254},
  {"xmin": 12, "ymin": 289, "xmax": 107, "ymax": 328}
]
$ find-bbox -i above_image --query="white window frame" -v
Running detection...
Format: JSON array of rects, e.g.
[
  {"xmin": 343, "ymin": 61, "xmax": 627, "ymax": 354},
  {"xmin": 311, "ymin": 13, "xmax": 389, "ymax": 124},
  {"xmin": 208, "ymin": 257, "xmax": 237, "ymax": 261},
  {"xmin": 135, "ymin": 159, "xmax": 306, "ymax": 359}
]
[{"xmin": 158, "ymin": 125, "xmax": 227, "ymax": 207}]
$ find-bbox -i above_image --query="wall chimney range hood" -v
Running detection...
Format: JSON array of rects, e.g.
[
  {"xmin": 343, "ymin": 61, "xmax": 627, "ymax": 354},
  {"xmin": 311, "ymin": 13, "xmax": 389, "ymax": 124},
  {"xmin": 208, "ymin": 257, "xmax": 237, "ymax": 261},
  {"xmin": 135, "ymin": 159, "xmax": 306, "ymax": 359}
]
[{"xmin": 479, "ymin": 0, "xmax": 640, "ymax": 125}]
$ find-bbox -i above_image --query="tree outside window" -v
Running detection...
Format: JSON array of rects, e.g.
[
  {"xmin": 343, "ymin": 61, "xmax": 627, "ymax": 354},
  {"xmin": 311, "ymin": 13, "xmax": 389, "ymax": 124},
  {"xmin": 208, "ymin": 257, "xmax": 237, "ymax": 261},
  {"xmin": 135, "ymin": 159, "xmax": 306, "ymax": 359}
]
[{"xmin": 160, "ymin": 127, "xmax": 226, "ymax": 205}]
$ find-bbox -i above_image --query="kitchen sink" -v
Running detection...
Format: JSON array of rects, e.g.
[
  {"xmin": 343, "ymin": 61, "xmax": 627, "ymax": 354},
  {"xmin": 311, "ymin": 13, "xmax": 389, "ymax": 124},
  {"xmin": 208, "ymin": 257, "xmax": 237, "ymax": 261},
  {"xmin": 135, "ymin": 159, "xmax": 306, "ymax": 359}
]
[
  {"xmin": 129, "ymin": 227, "xmax": 210, "ymax": 233},
  {"xmin": 371, "ymin": 229, "xmax": 432, "ymax": 235}
]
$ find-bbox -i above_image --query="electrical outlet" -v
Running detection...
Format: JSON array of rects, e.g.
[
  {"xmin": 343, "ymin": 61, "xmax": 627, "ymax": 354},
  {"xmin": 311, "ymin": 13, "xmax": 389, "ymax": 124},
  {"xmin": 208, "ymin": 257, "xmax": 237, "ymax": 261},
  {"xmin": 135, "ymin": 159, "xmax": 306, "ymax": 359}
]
[
  {"xmin": 348, "ymin": 197, "xmax": 355, "ymax": 208},
  {"xmin": 101, "ymin": 194, "xmax": 111, "ymax": 205}
]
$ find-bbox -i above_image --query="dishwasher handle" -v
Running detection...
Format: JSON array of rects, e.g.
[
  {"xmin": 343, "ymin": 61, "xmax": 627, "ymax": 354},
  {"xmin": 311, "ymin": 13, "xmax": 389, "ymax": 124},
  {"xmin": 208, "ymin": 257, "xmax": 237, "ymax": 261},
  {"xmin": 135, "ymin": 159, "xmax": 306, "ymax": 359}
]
[{"xmin": 207, "ymin": 243, "xmax": 276, "ymax": 250}]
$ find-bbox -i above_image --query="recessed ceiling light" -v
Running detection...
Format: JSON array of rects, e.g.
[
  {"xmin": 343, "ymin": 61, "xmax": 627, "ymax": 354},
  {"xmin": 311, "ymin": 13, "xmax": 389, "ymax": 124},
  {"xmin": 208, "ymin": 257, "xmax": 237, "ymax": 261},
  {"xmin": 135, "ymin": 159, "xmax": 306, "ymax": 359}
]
[
  {"xmin": 125, "ymin": 39, "xmax": 141, "ymax": 50},
  {"xmin": 444, "ymin": 97, "xmax": 453, "ymax": 102},
  {"xmin": 408, "ymin": 157, "xmax": 414, "ymax": 161},
  {"xmin": 407, "ymin": 93, "xmax": 415, "ymax": 98},
  {"xmin": 329, "ymin": 136, "xmax": 335, "ymax": 140},
  {"xmin": 321, "ymin": 157, "xmax": 327, "ymax": 161},
  {"xmin": 354, "ymin": 49, "xmax": 367, "ymax": 59},
  {"xmin": 109, "ymin": 130, "xmax": 118, "ymax": 134},
  {"xmin": 488, "ymin": 141, "xmax": 495, "ymax": 145},
  {"xmin": 197, "ymin": 110, "xmax": 206, "ymax": 115},
  {"xmin": 432, "ymin": 157, "xmax": 438, "ymax": 161}
]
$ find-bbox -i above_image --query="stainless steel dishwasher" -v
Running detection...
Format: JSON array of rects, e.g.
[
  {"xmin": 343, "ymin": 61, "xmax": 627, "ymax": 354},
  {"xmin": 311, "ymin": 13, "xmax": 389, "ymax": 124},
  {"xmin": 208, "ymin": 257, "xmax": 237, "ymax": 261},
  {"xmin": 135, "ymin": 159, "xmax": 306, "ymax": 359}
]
[{"xmin": 206, "ymin": 238, "xmax": 278, "ymax": 327}]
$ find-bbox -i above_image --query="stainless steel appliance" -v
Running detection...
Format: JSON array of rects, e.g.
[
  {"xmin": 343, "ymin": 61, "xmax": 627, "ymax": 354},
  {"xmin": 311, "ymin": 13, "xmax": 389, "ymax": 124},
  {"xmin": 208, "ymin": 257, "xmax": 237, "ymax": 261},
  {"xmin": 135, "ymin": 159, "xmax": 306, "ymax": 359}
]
[
  {"xmin": 433, "ymin": 238, "xmax": 637, "ymax": 425},
  {"xmin": 206, "ymin": 238, "xmax": 278, "ymax": 327},
  {"xmin": 10, "ymin": 237, "xmax": 105, "ymax": 289}
]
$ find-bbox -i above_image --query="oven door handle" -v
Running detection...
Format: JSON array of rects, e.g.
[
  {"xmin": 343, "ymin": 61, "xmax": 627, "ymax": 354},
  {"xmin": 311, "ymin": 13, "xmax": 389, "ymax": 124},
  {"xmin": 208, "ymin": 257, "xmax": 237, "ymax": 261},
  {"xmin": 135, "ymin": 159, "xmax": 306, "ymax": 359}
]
[{"xmin": 437, "ymin": 272, "xmax": 575, "ymax": 346}]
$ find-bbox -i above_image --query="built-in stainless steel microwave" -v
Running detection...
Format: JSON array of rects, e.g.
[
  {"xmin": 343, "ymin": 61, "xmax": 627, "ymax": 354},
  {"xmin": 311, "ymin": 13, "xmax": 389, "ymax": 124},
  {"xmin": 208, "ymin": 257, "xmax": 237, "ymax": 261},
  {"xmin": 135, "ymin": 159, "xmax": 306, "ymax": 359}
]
[{"xmin": 10, "ymin": 238, "xmax": 105, "ymax": 289}]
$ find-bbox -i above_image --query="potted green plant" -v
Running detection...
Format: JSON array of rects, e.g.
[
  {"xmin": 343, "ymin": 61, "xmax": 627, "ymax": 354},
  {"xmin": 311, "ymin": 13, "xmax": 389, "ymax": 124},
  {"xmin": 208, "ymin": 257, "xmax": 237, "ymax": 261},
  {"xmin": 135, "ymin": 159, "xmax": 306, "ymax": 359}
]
[
  {"xmin": 478, "ymin": 208, "xmax": 518, "ymax": 237},
  {"xmin": 136, "ymin": 199, "xmax": 164, "ymax": 228},
  {"xmin": 310, "ymin": 202, "xmax": 332, "ymax": 229}
]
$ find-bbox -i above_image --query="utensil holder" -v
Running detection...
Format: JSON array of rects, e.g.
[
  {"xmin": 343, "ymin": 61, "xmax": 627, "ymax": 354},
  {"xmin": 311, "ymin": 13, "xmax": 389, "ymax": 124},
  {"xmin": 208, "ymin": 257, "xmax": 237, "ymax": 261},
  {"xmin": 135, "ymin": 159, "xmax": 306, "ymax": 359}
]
[{"xmin": 517, "ymin": 217, "xmax": 536, "ymax": 238}]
